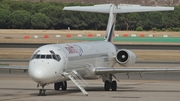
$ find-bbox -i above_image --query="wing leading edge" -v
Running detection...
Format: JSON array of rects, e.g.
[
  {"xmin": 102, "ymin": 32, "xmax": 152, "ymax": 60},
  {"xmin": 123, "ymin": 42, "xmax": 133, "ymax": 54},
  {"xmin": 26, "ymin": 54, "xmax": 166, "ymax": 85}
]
[
  {"xmin": 95, "ymin": 67, "xmax": 180, "ymax": 75},
  {"xmin": 0, "ymin": 65, "xmax": 28, "ymax": 70}
]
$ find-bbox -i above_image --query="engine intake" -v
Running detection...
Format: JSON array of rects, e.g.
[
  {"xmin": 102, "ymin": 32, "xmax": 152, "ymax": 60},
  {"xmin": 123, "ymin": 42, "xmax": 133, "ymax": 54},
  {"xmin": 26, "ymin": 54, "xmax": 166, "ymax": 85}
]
[{"xmin": 116, "ymin": 49, "xmax": 136, "ymax": 66}]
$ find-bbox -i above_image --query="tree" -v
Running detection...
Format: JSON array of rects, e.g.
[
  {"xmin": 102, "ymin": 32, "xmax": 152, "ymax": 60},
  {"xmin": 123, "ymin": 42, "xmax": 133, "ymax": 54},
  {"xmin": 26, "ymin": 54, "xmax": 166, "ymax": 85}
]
[
  {"xmin": 10, "ymin": 10, "xmax": 31, "ymax": 29},
  {"xmin": 39, "ymin": 5, "xmax": 63, "ymax": 29},
  {"xmin": 31, "ymin": 13, "xmax": 51, "ymax": 29},
  {"xmin": 147, "ymin": 12, "xmax": 163, "ymax": 29},
  {"xmin": 116, "ymin": 14, "xmax": 127, "ymax": 30},
  {"xmin": 31, "ymin": 2, "xmax": 51, "ymax": 14},
  {"xmin": 136, "ymin": 26, "xmax": 143, "ymax": 31},
  {"xmin": 9, "ymin": 1, "xmax": 32, "ymax": 12},
  {"xmin": 115, "ymin": 13, "xmax": 140, "ymax": 30},
  {"xmin": 0, "ymin": 9, "xmax": 10, "ymax": 28},
  {"xmin": 127, "ymin": 13, "xmax": 141, "ymax": 30}
]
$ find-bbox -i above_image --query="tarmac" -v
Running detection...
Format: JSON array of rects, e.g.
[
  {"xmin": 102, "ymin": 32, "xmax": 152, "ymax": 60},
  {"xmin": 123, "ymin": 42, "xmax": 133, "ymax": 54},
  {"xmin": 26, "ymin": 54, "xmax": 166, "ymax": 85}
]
[{"xmin": 0, "ymin": 68, "xmax": 180, "ymax": 101}]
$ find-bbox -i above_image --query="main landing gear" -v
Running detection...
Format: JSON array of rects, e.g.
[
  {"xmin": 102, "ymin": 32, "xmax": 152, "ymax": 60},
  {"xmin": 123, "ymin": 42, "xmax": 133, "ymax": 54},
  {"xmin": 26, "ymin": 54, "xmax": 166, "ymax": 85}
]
[
  {"xmin": 54, "ymin": 81, "xmax": 67, "ymax": 91},
  {"xmin": 103, "ymin": 74, "xmax": 117, "ymax": 91},
  {"xmin": 104, "ymin": 80, "xmax": 117, "ymax": 91}
]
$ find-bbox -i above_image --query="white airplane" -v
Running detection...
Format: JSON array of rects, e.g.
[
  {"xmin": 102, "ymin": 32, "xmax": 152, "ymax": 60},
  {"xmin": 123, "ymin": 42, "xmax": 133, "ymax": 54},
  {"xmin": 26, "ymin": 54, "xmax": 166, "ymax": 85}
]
[{"xmin": 1, "ymin": 4, "xmax": 180, "ymax": 96}]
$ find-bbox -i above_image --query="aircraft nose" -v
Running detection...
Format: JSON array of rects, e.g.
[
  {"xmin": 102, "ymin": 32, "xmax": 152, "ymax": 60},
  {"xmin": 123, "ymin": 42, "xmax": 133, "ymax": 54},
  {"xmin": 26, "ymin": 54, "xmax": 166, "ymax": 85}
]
[{"xmin": 29, "ymin": 69, "xmax": 47, "ymax": 82}]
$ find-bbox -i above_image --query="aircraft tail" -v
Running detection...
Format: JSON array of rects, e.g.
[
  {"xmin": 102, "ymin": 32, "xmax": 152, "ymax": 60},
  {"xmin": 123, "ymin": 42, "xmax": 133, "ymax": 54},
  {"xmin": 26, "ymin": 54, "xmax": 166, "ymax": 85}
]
[{"xmin": 63, "ymin": 4, "xmax": 174, "ymax": 42}]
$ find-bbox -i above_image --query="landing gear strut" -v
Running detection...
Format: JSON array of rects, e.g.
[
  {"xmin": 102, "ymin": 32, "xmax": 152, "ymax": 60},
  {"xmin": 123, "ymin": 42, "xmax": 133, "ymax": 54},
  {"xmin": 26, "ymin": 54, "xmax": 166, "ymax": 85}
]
[
  {"xmin": 54, "ymin": 81, "xmax": 67, "ymax": 91},
  {"xmin": 38, "ymin": 84, "xmax": 46, "ymax": 96},
  {"xmin": 103, "ymin": 74, "xmax": 117, "ymax": 91}
]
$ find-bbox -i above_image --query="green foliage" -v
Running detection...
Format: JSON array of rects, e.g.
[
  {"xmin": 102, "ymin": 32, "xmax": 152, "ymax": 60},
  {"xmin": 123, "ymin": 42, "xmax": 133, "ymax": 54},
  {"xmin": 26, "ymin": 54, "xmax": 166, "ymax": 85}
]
[
  {"xmin": 172, "ymin": 28, "xmax": 180, "ymax": 32},
  {"xmin": 152, "ymin": 27, "xmax": 157, "ymax": 31},
  {"xmin": 167, "ymin": 28, "xmax": 172, "ymax": 31},
  {"xmin": 0, "ymin": 1, "xmax": 179, "ymax": 30},
  {"xmin": 161, "ymin": 28, "xmax": 166, "ymax": 31},
  {"xmin": 157, "ymin": 29, "xmax": 161, "ymax": 31},
  {"xmin": 136, "ymin": 26, "xmax": 143, "ymax": 31},
  {"xmin": 39, "ymin": 5, "xmax": 63, "ymax": 29},
  {"xmin": 0, "ymin": 8, "xmax": 10, "ymax": 28},
  {"xmin": 31, "ymin": 13, "xmax": 51, "ymax": 29},
  {"xmin": 10, "ymin": 10, "xmax": 31, "ymax": 28},
  {"xmin": 9, "ymin": 2, "xmax": 32, "ymax": 12}
]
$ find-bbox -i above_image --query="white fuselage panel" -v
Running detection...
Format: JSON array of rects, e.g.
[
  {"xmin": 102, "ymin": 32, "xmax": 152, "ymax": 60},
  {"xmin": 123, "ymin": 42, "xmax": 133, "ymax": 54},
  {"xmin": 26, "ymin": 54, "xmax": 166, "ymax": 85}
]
[{"xmin": 57, "ymin": 41, "xmax": 117, "ymax": 79}]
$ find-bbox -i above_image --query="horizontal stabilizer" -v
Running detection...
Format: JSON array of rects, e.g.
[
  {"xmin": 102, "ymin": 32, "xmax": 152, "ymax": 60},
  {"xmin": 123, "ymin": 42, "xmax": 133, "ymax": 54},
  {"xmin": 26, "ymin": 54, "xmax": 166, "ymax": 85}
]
[
  {"xmin": 63, "ymin": 4, "xmax": 174, "ymax": 42},
  {"xmin": 63, "ymin": 6, "xmax": 110, "ymax": 13},
  {"xmin": 63, "ymin": 4, "xmax": 174, "ymax": 14},
  {"xmin": 115, "ymin": 6, "xmax": 174, "ymax": 13}
]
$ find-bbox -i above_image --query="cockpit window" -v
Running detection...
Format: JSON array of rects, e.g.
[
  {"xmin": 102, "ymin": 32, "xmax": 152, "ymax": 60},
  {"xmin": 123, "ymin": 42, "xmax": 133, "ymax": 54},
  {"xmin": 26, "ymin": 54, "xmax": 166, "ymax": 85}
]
[
  {"xmin": 52, "ymin": 55, "xmax": 61, "ymax": 61},
  {"xmin": 46, "ymin": 55, "xmax": 52, "ymax": 59},
  {"xmin": 31, "ymin": 50, "xmax": 40, "ymax": 60},
  {"xmin": 56, "ymin": 55, "xmax": 61, "ymax": 61},
  {"xmin": 50, "ymin": 50, "xmax": 61, "ymax": 62},
  {"xmin": 31, "ymin": 53, "xmax": 61, "ymax": 61},
  {"xmin": 52, "ymin": 55, "xmax": 57, "ymax": 60},
  {"xmin": 36, "ymin": 55, "xmax": 40, "ymax": 59},
  {"xmin": 41, "ymin": 55, "xmax": 46, "ymax": 59}
]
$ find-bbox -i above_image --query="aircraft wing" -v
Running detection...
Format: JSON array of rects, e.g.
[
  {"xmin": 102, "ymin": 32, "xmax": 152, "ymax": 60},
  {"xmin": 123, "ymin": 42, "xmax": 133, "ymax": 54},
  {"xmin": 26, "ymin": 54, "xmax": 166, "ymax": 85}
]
[
  {"xmin": 95, "ymin": 67, "xmax": 180, "ymax": 75},
  {"xmin": 0, "ymin": 65, "xmax": 28, "ymax": 70}
]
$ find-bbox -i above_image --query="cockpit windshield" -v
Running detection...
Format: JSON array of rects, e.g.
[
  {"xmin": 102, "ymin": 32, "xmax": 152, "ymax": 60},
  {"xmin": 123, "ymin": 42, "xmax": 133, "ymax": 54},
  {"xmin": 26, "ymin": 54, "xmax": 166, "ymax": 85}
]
[{"xmin": 31, "ymin": 50, "xmax": 61, "ymax": 61}]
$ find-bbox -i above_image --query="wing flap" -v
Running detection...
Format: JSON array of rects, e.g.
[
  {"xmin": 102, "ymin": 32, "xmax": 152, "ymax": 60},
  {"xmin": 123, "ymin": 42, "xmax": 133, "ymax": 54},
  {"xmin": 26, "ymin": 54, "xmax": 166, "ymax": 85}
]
[{"xmin": 95, "ymin": 67, "xmax": 180, "ymax": 75}]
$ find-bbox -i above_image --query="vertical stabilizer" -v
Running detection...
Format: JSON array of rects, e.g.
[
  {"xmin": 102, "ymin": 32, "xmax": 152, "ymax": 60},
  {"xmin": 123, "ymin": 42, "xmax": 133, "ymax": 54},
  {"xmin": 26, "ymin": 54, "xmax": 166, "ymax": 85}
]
[
  {"xmin": 63, "ymin": 4, "xmax": 174, "ymax": 42},
  {"xmin": 104, "ymin": 4, "xmax": 116, "ymax": 42}
]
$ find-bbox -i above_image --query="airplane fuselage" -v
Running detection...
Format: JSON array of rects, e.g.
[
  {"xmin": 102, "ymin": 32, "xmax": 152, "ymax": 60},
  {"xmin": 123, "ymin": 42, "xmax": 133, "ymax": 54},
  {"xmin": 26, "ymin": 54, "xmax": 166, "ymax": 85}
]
[{"xmin": 28, "ymin": 41, "xmax": 117, "ymax": 84}]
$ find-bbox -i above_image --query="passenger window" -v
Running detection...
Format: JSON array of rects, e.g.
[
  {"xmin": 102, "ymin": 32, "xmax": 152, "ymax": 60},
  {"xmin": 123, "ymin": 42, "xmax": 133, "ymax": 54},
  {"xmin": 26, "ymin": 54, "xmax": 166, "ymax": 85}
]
[
  {"xmin": 46, "ymin": 55, "xmax": 52, "ymax": 59},
  {"xmin": 36, "ymin": 55, "xmax": 40, "ymax": 59},
  {"xmin": 41, "ymin": 55, "xmax": 45, "ymax": 59}
]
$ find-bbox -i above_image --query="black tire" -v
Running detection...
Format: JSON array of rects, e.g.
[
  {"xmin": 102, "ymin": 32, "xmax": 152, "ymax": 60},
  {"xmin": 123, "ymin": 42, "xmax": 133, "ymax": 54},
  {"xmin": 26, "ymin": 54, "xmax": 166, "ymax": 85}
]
[
  {"xmin": 104, "ymin": 81, "xmax": 110, "ymax": 91},
  {"xmin": 111, "ymin": 81, "xmax": 117, "ymax": 91},
  {"xmin": 62, "ymin": 81, "xmax": 67, "ymax": 91},
  {"xmin": 54, "ymin": 82, "xmax": 60, "ymax": 90}
]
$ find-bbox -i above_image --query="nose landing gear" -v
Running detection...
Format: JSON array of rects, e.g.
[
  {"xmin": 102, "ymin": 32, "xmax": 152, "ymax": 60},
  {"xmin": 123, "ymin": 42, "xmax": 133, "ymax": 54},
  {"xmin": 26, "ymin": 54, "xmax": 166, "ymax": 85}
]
[{"xmin": 38, "ymin": 84, "xmax": 46, "ymax": 96}]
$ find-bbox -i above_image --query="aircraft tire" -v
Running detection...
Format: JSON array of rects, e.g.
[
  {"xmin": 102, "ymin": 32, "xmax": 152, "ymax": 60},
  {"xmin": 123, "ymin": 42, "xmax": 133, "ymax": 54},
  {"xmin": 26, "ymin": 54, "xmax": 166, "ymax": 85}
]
[
  {"xmin": 104, "ymin": 81, "xmax": 110, "ymax": 91},
  {"xmin": 111, "ymin": 81, "xmax": 117, "ymax": 91},
  {"xmin": 62, "ymin": 81, "xmax": 67, "ymax": 90},
  {"xmin": 54, "ymin": 82, "xmax": 60, "ymax": 90}
]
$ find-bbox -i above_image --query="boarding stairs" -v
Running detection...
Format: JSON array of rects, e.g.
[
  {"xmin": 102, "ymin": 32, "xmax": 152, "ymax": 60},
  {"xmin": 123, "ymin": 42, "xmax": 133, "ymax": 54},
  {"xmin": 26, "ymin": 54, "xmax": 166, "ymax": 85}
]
[{"xmin": 63, "ymin": 70, "xmax": 88, "ymax": 96}]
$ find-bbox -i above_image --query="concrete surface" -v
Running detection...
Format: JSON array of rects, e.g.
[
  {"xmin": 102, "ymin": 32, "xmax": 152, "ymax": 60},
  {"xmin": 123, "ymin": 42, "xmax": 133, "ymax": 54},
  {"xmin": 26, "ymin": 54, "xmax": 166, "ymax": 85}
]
[{"xmin": 0, "ymin": 69, "xmax": 180, "ymax": 101}]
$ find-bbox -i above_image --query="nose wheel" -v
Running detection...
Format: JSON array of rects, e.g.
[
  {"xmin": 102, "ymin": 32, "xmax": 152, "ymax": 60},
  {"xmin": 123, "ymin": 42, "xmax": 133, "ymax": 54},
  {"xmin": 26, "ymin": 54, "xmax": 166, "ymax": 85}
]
[{"xmin": 38, "ymin": 84, "xmax": 46, "ymax": 96}]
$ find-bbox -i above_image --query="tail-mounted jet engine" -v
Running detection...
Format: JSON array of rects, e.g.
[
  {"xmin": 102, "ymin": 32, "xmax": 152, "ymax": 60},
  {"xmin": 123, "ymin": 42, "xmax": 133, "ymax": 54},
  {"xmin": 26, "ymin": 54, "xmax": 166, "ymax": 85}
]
[{"xmin": 115, "ymin": 49, "xmax": 136, "ymax": 66}]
